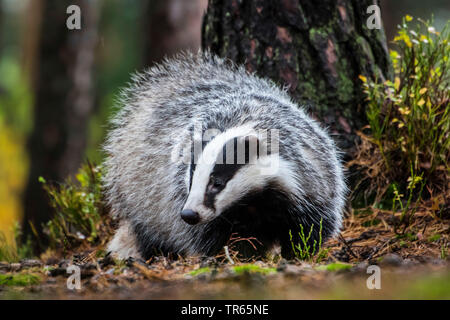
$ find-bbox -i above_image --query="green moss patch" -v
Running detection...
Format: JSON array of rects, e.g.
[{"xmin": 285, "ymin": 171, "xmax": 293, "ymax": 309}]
[
  {"xmin": 232, "ymin": 264, "xmax": 276, "ymax": 275},
  {"xmin": 0, "ymin": 273, "xmax": 41, "ymax": 286},
  {"xmin": 316, "ymin": 262, "xmax": 352, "ymax": 272},
  {"xmin": 187, "ymin": 267, "xmax": 211, "ymax": 277}
]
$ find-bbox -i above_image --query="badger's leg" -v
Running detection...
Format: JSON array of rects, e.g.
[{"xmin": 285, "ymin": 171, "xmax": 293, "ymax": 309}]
[{"xmin": 107, "ymin": 220, "xmax": 142, "ymax": 260}]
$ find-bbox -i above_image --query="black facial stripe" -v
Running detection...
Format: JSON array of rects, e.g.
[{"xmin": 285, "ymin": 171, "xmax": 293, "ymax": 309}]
[
  {"xmin": 203, "ymin": 135, "xmax": 260, "ymax": 209},
  {"xmin": 203, "ymin": 162, "xmax": 243, "ymax": 209},
  {"xmin": 203, "ymin": 185, "xmax": 218, "ymax": 209},
  {"xmin": 189, "ymin": 162, "xmax": 195, "ymax": 190}
]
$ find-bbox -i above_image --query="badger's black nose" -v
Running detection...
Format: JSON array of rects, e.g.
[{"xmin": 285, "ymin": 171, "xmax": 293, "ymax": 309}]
[{"xmin": 181, "ymin": 209, "xmax": 200, "ymax": 225}]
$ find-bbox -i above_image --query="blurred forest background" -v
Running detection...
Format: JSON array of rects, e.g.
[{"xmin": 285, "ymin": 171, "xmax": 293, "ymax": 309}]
[{"xmin": 0, "ymin": 0, "xmax": 448, "ymax": 243}]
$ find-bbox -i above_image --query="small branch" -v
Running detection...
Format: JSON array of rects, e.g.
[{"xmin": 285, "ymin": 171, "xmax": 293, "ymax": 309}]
[
  {"xmin": 223, "ymin": 246, "xmax": 235, "ymax": 265},
  {"xmin": 338, "ymin": 234, "xmax": 358, "ymax": 259}
]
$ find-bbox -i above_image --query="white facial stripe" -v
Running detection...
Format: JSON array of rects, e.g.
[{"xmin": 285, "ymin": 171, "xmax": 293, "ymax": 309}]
[
  {"xmin": 214, "ymin": 155, "xmax": 296, "ymax": 215},
  {"xmin": 183, "ymin": 122, "xmax": 256, "ymax": 218}
]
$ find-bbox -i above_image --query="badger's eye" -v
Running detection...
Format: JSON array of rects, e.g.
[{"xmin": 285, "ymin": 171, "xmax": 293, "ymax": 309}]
[{"xmin": 209, "ymin": 176, "xmax": 225, "ymax": 189}]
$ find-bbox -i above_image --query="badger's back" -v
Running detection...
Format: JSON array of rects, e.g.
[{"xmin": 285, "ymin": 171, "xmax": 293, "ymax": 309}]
[{"xmin": 103, "ymin": 52, "xmax": 346, "ymax": 259}]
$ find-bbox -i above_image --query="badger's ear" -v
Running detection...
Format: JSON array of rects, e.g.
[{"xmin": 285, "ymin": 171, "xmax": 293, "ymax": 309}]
[{"xmin": 237, "ymin": 135, "xmax": 260, "ymax": 164}]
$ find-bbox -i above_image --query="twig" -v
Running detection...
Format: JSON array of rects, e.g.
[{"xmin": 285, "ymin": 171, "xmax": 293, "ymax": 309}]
[
  {"xmin": 228, "ymin": 233, "xmax": 262, "ymax": 250},
  {"xmin": 338, "ymin": 234, "xmax": 358, "ymax": 259},
  {"xmin": 366, "ymin": 238, "xmax": 394, "ymax": 261},
  {"xmin": 224, "ymin": 246, "xmax": 235, "ymax": 265}
]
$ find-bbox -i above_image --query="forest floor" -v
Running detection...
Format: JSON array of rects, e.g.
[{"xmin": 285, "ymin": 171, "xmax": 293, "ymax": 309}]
[{"xmin": 1, "ymin": 208, "xmax": 449, "ymax": 299}]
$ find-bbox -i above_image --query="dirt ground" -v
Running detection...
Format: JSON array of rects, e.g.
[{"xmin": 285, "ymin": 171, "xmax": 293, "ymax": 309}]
[
  {"xmin": 0, "ymin": 255, "xmax": 449, "ymax": 299},
  {"xmin": 0, "ymin": 210, "xmax": 449, "ymax": 299}
]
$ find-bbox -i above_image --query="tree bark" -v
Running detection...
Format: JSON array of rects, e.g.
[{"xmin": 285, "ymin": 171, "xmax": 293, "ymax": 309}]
[
  {"xmin": 142, "ymin": 0, "xmax": 208, "ymax": 66},
  {"xmin": 21, "ymin": 0, "xmax": 44, "ymax": 90},
  {"xmin": 202, "ymin": 0, "xmax": 392, "ymax": 151},
  {"xmin": 23, "ymin": 0, "xmax": 100, "ymax": 243}
]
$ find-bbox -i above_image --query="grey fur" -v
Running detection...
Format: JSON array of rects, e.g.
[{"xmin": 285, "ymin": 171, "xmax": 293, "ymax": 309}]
[{"xmin": 103, "ymin": 52, "xmax": 347, "ymax": 260}]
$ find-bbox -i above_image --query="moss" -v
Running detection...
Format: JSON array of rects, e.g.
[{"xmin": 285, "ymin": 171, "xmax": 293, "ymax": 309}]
[
  {"xmin": 188, "ymin": 267, "xmax": 211, "ymax": 276},
  {"xmin": 355, "ymin": 36, "xmax": 375, "ymax": 63},
  {"xmin": 399, "ymin": 240, "xmax": 408, "ymax": 247},
  {"xmin": 95, "ymin": 249, "xmax": 107, "ymax": 258},
  {"xmin": 309, "ymin": 27, "xmax": 330, "ymax": 40},
  {"xmin": 232, "ymin": 264, "xmax": 277, "ymax": 275},
  {"xmin": 335, "ymin": 70, "xmax": 354, "ymax": 102},
  {"xmin": 333, "ymin": 45, "xmax": 354, "ymax": 103},
  {"xmin": 296, "ymin": 3, "xmax": 308, "ymax": 28},
  {"xmin": 221, "ymin": 35, "xmax": 230, "ymax": 56},
  {"xmin": 291, "ymin": 36, "xmax": 328, "ymax": 107},
  {"xmin": 309, "ymin": 25, "xmax": 355, "ymax": 104},
  {"xmin": 362, "ymin": 219, "xmax": 381, "ymax": 227},
  {"xmin": 316, "ymin": 262, "xmax": 352, "ymax": 272},
  {"xmin": 0, "ymin": 273, "xmax": 41, "ymax": 286},
  {"xmin": 427, "ymin": 234, "xmax": 441, "ymax": 242},
  {"xmin": 396, "ymin": 233, "xmax": 418, "ymax": 241}
]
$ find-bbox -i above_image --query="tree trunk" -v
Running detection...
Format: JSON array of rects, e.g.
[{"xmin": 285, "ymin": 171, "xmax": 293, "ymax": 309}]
[
  {"xmin": 21, "ymin": 0, "xmax": 44, "ymax": 90},
  {"xmin": 142, "ymin": 0, "xmax": 208, "ymax": 66},
  {"xmin": 202, "ymin": 0, "xmax": 392, "ymax": 152},
  {"xmin": 23, "ymin": 0, "xmax": 100, "ymax": 244}
]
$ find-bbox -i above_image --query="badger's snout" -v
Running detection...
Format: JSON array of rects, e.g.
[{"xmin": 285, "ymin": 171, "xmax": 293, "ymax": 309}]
[{"xmin": 180, "ymin": 209, "xmax": 200, "ymax": 225}]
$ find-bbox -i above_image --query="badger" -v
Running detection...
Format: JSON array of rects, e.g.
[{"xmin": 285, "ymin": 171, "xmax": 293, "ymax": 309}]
[{"xmin": 103, "ymin": 52, "xmax": 346, "ymax": 260}]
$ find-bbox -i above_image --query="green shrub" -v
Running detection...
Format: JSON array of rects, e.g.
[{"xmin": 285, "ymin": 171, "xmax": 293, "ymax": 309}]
[
  {"xmin": 41, "ymin": 162, "xmax": 111, "ymax": 251},
  {"xmin": 357, "ymin": 16, "xmax": 449, "ymax": 212},
  {"xmin": 0, "ymin": 222, "xmax": 33, "ymax": 262},
  {"xmin": 289, "ymin": 219, "xmax": 328, "ymax": 262}
]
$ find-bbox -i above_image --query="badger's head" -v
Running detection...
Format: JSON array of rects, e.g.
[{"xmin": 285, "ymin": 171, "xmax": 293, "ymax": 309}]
[{"xmin": 180, "ymin": 123, "xmax": 294, "ymax": 225}]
